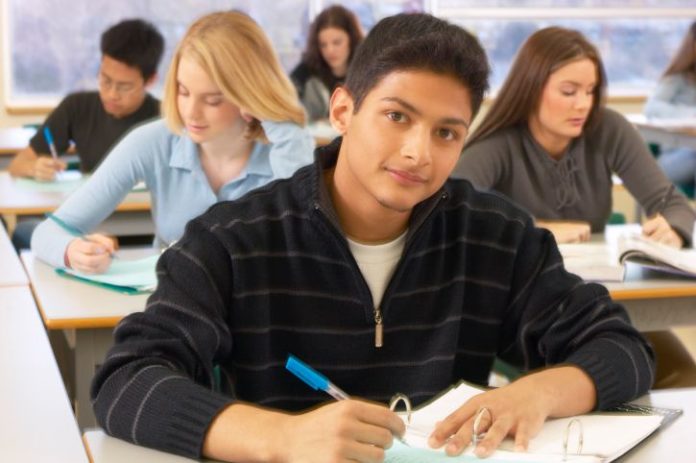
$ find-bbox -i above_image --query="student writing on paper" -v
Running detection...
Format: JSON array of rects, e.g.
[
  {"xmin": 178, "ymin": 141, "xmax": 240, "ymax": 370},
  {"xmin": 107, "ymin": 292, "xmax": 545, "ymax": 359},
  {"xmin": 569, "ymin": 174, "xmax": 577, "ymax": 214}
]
[
  {"xmin": 91, "ymin": 14, "xmax": 654, "ymax": 463},
  {"xmin": 31, "ymin": 11, "xmax": 313, "ymax": 274},
  {"xmin": 290, "ymin": 5, "xmax": 364, "ymax": 121},
  {"xmin": 454, "ymin": 27, "xmax": 695, "ymax": 248},
  {"xmin": 8, "ymin": 19, "xmax": 163, "ymax": 180},
  {"xmin": 8, "ymin": 19, "xmax": 164, "ymax": 251},
  {"xmin": 644, "ymin": 21, "xmax": 696, "ymax": 194}
]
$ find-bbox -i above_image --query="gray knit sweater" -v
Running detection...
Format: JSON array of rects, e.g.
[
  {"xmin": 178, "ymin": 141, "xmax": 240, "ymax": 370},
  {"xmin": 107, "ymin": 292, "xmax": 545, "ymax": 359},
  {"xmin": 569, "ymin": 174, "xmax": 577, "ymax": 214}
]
[
  {"xmin": 455, "ymin": 108, "xmax": 695, "ymax": 245},
  {"xmin": 91, "ymin": 140, "xmax": 655, "ymax": 459}
]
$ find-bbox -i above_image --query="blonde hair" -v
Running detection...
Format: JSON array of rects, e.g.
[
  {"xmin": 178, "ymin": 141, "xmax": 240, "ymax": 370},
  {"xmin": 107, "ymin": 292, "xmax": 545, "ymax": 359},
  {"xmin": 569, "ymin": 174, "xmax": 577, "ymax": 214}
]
[{"xmin": 162, "ymin": 11, "xmax": 305, "ymax": 141}]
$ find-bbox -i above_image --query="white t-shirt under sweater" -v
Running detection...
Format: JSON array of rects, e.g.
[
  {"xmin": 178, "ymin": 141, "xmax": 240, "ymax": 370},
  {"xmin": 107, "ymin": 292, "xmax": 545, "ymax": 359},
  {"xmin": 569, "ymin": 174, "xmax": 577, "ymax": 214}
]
[{"xmin": 347, "ymin": 231, "xmax": 407, "ymax": 308}]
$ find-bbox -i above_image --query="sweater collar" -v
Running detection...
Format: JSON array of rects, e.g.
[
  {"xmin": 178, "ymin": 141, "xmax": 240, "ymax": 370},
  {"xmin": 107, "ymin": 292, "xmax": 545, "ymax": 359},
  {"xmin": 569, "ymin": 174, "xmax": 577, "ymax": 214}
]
[{"xmin": 310, "ymin": 138, "xmax": 446, "ymax": 242}]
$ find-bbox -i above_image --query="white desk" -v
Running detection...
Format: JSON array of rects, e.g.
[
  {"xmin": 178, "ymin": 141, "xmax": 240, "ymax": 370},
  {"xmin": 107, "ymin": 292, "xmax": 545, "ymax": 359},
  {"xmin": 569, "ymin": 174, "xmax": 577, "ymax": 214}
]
[
  {"xmin": 0, "ymin": 170, "xmax": 153, "ymax": 235},
  {"xmin": 623, "ymin": 388, "xmax": 696, "ymax": 461},
  {"xmin": 82, "ymin": 388, "xmax": 696, "ymax": 462},
  {"xmin": 83, "ymin": 430, "xmax": 217, "ymax": 462},
  {"xmin": 605, "ymin": 265, "xmax": 696, "ymax": 331},
  {"xmin": 21, "ymin": 250, "xmax": 151, "ymax": 429},
  {"xmin": 591, "ymin": 225, "xmax": 696, "ymax": 331},
  {"xmin": 626, "ymin": 113, "xmax": 696, "ymax": 151},
  {"xmin": 0, "ymin": 286, "xmax": 89, "ymax": 462},
  {"xmin": 0, "ymin": 223, "xmax": 28, "ymax": 286}
]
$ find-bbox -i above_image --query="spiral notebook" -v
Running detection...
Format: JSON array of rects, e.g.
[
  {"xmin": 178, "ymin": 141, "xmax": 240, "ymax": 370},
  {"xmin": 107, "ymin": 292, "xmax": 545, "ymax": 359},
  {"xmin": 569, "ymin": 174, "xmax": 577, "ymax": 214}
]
[{"xmin": 386, "ymin": 382, "xmax": 680, "ymax": 463}]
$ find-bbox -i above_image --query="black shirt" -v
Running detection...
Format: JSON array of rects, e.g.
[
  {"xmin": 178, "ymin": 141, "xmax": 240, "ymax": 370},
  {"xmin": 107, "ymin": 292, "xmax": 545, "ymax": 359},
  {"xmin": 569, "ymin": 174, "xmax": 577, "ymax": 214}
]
[{"xmin": 29, "ymin": 91, "xmax": 160, "ymax": 172}]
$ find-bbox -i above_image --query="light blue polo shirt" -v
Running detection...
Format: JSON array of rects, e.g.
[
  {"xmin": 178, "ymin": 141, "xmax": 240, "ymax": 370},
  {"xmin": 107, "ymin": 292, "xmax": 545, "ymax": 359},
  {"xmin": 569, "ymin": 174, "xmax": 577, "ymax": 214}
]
[{"xmin": 32, "ymin": 118, "xmax": 314, "ymax": 268}]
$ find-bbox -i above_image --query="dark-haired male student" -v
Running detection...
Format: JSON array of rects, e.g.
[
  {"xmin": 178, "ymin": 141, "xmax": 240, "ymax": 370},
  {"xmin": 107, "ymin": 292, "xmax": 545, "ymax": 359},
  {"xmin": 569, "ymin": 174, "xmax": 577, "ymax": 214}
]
[
  {"xmin": 92, "ymin": 13, "xmax": 654, "ymax": 463},
  {"xmin": 8, "ymin": 19, "xmax": 164, "ymax": 250}
]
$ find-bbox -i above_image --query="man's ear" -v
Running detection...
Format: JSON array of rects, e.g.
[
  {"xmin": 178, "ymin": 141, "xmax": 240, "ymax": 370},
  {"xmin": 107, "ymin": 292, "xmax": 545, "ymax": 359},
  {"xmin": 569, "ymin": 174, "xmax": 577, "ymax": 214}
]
[{"xmin": 329, "ymin": 86, "xmax": 354, "ymax": 135}]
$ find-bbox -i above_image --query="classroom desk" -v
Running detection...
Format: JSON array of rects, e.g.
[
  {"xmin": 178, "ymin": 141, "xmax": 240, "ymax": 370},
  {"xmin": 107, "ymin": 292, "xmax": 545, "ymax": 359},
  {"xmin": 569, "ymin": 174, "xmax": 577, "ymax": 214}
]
[
  {"xmin": 626, "ymin": 113, "xmax": 696, "ymax": 150},
  {"xmin": 21, "ymin": 250, "xmax": 152, "ymax": 429},
  {"xmin": 0, "ymin": 286, "xmax": 89, "ymax": 462},
  {"xmin": 606, "ymin": 264, "xmax": 696, "ymax": 332},
  {"xmin": 0, "ymin": 222, "xmax": 28, "ymax": 286},
  {"xmin": 589, "ymin": 225, "xmax": 696, "ymax": 331},
  {"xmin": 0, "ymin": 170, "xmax": 153, "ymax": 235},
  {"xmin": 83, "ymin": 430, "xmax": 217, "ymax": 462},
  {"xmin": 0, "ymin": 126, "xmax": 35, "ymax": 155},
  {"xmin": 82, "ymin": 388, "xmax": 696, "ymax": 462}
]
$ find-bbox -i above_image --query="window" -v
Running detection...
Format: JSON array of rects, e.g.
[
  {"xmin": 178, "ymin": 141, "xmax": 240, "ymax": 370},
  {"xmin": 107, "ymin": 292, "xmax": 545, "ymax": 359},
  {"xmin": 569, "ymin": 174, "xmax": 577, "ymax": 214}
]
[
  {"xmin": 437, "ymin": 1, "xmax": 696, "ymax": 93},
  {"xmin": 3, "ymin": 0, "xmax": 695, "ymax": 109}
]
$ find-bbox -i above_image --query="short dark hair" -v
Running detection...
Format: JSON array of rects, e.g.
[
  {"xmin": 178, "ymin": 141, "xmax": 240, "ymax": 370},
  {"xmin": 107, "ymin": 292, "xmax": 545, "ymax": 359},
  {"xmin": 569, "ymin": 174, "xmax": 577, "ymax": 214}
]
[
  {"xmin": 344, "ymin": 13, "xmax": 489, "ymax": 117},
  {"xmin": 100, "ymin": 19, "xmax": 165, "ymax": 81}
]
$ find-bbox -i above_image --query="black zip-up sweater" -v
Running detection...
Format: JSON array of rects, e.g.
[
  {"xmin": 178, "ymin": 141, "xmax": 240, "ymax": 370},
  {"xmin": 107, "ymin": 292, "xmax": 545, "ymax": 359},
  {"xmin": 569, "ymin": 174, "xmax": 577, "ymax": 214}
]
[{"xmin": 92, "ymin": 140, "xmax": 655, "ymax": 459}]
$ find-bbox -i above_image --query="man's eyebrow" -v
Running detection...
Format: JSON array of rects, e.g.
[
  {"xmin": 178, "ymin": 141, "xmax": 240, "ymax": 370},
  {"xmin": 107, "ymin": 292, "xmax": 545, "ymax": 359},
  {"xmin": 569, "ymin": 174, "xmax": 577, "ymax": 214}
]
[{"xmin": 381, "ymin": 96, "xmax": 470, "ymax": 128}]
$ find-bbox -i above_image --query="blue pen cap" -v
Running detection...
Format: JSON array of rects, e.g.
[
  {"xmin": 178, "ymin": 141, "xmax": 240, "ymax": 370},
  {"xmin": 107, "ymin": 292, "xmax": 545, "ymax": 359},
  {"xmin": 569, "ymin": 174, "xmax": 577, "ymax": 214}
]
[{"xmin": 286, "ymin": 354, "xmax": 329, "ymax": 391}]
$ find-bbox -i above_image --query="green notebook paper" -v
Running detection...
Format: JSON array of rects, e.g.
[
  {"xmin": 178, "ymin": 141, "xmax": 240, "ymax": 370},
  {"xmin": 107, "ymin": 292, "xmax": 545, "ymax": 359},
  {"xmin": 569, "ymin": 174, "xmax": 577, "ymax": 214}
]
[
  {"xmin": 15, "ymin": 171, "xmax": 85, "ymax": 193},
  {"xmin": 55, "ymin": 254, "xmax": 159, "ymax": 295}
]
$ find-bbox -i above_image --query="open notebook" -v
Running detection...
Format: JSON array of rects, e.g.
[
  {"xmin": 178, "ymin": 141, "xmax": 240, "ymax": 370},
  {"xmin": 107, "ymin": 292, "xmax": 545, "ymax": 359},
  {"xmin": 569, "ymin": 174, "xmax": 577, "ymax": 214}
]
[
  {"xmin": 386, "ymin": 382, "xmax": 679, "ymax": 463},
  {"xmin": 55, "ymin": 254, "xmax": 159, "ymax": 294}
]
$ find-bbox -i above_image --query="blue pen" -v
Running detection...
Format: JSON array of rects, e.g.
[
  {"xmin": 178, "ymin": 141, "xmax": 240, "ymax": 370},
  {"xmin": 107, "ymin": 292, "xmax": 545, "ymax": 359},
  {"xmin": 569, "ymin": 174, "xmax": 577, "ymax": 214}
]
[
  {"xmin": 43, "ymin": 126, "xmax": 60, "ymax": 161},
  {"xmin": 286, "ymin": 354, "xmax": 350, "ymax": 400}
]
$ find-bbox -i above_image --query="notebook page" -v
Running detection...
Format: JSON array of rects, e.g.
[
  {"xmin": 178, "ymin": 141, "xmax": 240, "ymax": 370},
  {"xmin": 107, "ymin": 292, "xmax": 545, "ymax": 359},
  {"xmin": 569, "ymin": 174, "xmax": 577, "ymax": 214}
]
[
  {"xmin": 386, "ymin": 439, "xmax": 599, "ymax": 462},
  {"xmin": 60, "ymin": 254, "xmax": 158, "ymax": 289}
]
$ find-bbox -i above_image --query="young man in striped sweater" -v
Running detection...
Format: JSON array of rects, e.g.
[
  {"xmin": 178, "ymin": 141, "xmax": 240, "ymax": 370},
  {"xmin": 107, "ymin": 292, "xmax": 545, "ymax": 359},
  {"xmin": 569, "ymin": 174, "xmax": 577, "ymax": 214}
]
[{"xmin": 92, "ymin": 13, "xmax": 655, "ymax": 463}]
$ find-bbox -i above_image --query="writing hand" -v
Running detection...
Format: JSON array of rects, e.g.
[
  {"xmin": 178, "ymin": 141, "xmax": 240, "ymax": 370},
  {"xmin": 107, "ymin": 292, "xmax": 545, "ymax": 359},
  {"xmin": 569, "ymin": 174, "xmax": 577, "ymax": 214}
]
[
  {"xmin": 278, "ymin": 400, "xmax": 405, "ymax": 463},
  {"xmin": 34, "ymin": 156, "xmax": 67, "ymax": 181},
  {"xmin": 65, "ymin": 233, "xmax": 118, "ymax": 273},
  {"xmin": 642, "ymin": 214, "xmax": 683, "ymax": 248}
]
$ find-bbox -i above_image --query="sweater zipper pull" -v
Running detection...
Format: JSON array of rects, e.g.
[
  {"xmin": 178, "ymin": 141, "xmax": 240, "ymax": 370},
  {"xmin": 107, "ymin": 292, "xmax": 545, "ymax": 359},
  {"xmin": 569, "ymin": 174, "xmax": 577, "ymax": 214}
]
[{"xmin": 374, "ymin": 307, "xmax": 383, "ymax": 348}]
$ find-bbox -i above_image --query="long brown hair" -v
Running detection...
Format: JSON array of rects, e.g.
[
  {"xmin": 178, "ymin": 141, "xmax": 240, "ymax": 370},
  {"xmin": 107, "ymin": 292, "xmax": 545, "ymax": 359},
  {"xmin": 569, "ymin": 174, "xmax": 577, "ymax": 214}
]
[
  {"xmin": 301, "ymin": 5, "xmax": 363, "ymax": 86},
  {"xmin": 663, "ymin": 21, "xmax": 696, "ymax": 80},
  {"xmin": 466, "ymin": 27, "xmax": 606, "ymax": 147}
]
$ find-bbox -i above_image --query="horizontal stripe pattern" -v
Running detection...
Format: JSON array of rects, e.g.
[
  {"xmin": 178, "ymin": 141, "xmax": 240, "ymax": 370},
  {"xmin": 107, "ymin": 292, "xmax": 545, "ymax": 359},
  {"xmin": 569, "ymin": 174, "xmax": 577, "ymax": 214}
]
[{"xmin": 92, "ymin": 144, "xmax": 654, "ymax": 459}]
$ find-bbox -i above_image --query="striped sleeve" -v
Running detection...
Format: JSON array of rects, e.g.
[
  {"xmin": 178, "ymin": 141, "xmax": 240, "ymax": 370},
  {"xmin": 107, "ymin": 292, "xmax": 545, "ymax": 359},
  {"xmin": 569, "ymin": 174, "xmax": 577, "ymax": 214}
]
[
  {"xmin": 91, "ymin": 220, "xmax": 235, "ymax": 458},
  {"xmin": 497, "ymin": 221, "xmax": 655, "ymax": 409}
]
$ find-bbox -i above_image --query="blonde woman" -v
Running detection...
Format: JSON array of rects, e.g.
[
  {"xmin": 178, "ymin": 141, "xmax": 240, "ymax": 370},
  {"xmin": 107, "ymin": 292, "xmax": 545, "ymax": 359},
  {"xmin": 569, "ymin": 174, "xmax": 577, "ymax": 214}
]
[{"xmin": 32, "ymin": 11, "xmax": 314, "ymax": 273}]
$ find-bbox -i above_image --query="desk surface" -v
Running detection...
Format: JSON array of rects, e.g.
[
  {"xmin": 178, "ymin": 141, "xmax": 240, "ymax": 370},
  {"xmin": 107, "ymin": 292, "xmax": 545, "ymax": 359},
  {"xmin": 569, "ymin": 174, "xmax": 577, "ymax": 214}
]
[
  {"xmin": 0, "ymin": 286, "xmax": 89, "ymax": 462},
  {"xmin": 21, "ymin": 250, "xmax": 150, "ymax": 329},
  {"xmin": 606, "ymin": 263, "xmax": 696, "ymax": 300},
  {"xmin": 0, "ymin": 126, "xmax": 35, "ymax": 155},
  {"xmin": 0, "ymin": 170, "xmax": 150, "ymax": 216},
  {"xmin": 82, "ymin": 388, "xmax": 696, "ymax": 462},
  {"xmin": 626, "ymin": 113, "xmax": 696, "ymax": 137},
  {"xmin": 586, "ymin": 225, "xmax": 696, "ymax": 330},
  {"xmin": 0, "ymin": 223, "xmax": 28, "ymax": 286}
]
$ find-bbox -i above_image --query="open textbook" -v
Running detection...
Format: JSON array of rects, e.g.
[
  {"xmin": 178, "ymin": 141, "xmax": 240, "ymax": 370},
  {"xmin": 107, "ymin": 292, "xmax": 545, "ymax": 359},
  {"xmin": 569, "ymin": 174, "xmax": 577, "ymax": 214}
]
[
  {"xmin": 559, "ymin": 234, "xmax": 696, "ymax": 282},
  {"xmin": 385, "ymin": 382, "xmax": 679, "ymax": 463}
]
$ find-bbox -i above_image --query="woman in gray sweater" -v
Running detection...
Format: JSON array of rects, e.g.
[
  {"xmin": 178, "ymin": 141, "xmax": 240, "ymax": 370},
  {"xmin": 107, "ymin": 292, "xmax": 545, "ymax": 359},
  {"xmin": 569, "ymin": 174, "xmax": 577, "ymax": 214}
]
[
  {"xmin": 454, "ymin": 26, "xmax": 696, "ymax": 388},
  {"xmin": 455, "ymin": 27, "xmax": 694, "ymax": 248}
]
